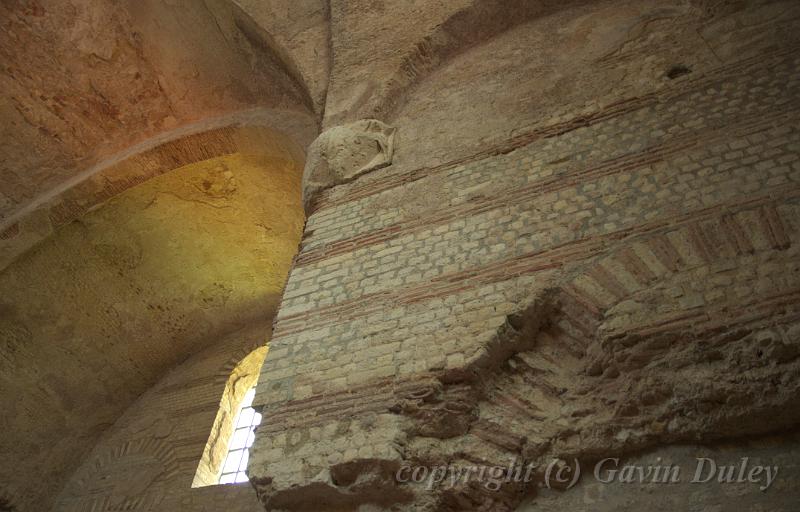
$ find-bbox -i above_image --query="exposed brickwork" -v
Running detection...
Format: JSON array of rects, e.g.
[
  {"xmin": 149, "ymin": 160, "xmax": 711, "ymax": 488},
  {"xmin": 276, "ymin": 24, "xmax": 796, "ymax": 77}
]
[
  {"xmin": 251, "ymin": 37, "xmax": 800, "ymax": 510},
  {"xmin": 286, "ymin": 99, "xmax": 799, "ymax": 321},
  {"xmin": 54, "ymin": 326, "xmax": 270, "ymax": 512},
  {"xmin": 5, "ymin": 1, "xmax": 798, "ymax": 511},
  {"xmin": 0, "ymin": 121, "xmax": 309, "ymax": 272},
  {"xmin": 309, "ymin": 46, "xmax": 799, "ymax": 215}
]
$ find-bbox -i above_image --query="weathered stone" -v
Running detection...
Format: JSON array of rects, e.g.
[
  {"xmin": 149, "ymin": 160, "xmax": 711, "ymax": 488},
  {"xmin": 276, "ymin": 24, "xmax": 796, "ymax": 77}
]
[
  {"xmin": 3, "ymin": 1, "xmax": 800, "ymax": 511},
  {"xmin": 302, "ymin": 119, "xmax": 397, "ymax": 211}
]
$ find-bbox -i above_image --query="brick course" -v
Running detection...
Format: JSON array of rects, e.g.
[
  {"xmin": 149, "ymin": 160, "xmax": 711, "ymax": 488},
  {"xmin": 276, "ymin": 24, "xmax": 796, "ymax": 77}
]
[{"xmin": 252, "ymin": 42, "xmax": 800, "ymax": 503}]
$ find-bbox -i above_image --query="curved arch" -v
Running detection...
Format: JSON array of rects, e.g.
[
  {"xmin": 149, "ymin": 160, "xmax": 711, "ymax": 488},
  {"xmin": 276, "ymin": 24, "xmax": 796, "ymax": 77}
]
[
  {"xmin": 53, "ymin": 321, "xmax": 274, "ymax": 511},
  {"xmin": 0, "ymin": 0, "xmax": 319, "ymax": 230},
  {"xmin": 562, "ymin": 199, "xmax": 799, "ymax": 337},
  {"xmin": 358, "ymin": 199, "xmax": 800, "ymax": 508},
  {"xmin": 218, "ymin": 0, "xmax": 321, "ymax": 115},
  {"xmin": 371, "ymin": 0, "xmax": 594, "ymax": 121},
  {"xmin": 0, "ymin": 108, "xmax": 316, "ymax": 271},
  {"xmin": 0, "ymin": 117, "xmax": 307, "ymax": 511},
  {"xmin": 56, "ymin": 436, "xmax": 178, "ymax": 512}
]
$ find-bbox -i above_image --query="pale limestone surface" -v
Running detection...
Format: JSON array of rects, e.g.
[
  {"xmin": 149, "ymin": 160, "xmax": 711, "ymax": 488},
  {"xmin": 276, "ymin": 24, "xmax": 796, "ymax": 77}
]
[
  {"xmin": 1, "ymin": 1, "xmax": 800, "ymax": 511},
  {"xmin": 1, "ymin": 145, "xmax": 304, "ymax": 511},
  {"xmin": 0, "ymin": 0, "xmax": 311, "ymax": 222},
  {"xmin": 302, "ymin": 119, "xmax": 396, "ymax": 211}
]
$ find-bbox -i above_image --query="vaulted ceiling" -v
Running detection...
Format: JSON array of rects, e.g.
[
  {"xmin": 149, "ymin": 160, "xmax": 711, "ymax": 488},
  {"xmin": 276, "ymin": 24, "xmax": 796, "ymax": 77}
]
[
  {"xmin": 0, "ymin": 0, "xmax": 317, "ymax": 225},
  {"xmin": 3, "ymin": 0, "xmax": 798, "ymax": 510},
  {"xmin": 1, "ymin": 2, "xmax": 320, "ymax": 509}
]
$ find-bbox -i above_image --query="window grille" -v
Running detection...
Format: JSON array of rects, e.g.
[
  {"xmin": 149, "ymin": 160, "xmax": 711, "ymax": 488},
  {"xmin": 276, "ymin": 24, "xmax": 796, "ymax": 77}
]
[{"xmin": 218, "ymin": 387, "xmax": 262, "ymax": 484}]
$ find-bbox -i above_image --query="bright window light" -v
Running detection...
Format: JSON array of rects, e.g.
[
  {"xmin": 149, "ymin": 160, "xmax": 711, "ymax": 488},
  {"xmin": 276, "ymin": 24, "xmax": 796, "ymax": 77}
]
[{"xmin": 218, "ymin": 387, "xmax": 262, "ymax": 484}]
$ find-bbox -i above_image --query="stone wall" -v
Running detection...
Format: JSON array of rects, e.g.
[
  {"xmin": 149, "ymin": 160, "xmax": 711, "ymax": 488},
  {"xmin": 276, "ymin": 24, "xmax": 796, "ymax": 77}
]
[
  {"xmin": 0, "ymin": 0, "xmax": 312, "ymax": 222},
  {"xmin": 519, "ymin": 434, "xmax": 800, "ymax": 511},
  {"xmin": 4, "ymin": 1, "xmax": 800, "ymax": 511},
  {"xmin": 53, "ymin": 323, "xmax": 268, "ymax": 512},
  {"xmin": 248, "ymin": 1, "xmax": 800, "ymax": 509},
  {"xmin": 0, "ymin": 135, "xmax": 305, "ymax": 511}
]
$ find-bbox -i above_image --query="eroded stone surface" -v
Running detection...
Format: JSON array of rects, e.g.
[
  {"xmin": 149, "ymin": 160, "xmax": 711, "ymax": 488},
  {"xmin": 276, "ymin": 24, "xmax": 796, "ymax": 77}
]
[
  {"xmin": 0, "ymin": 0, "xmax": 313, "ymax": 223},
  {"xmin": 302, "ymin": 119, "xmax": 396, "ymax": 211},
  {"xmin": 0, "ymin": 144, "xmax": 304, "ymax": 511},
  {"xmin": 231, "ymin": 0, "xmax": 331, "ymax": 114},
  {"xmin": 247, "ymin": 1, "xmax": 800, "ymax": 510},
  {"xmin": 2, "ymin": 0, "xmax": 800, "ymax": 511},
  {"xmin": 517, "ymin": 435, "xmax": 800, "ymax": 511}
]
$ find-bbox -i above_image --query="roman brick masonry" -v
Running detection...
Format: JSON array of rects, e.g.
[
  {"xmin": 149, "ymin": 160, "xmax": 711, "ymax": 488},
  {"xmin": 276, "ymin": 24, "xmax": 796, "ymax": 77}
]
[
  {"xmin": 2, "ymin": 1, "xmax": 800, "ymax": 511},
  {"xmin": 249, "ymin": 18, "xmax": 800, "ymax": 512}
]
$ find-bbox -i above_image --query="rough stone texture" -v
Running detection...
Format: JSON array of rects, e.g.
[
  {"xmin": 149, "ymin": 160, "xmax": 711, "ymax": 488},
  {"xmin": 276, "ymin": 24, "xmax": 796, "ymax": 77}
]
[
  {"xmin": 322, "ymin": 0, "xmax": 600, "ymax": 128},
  {"xmin": 230, "ymin": 0, "xmax": 331, "ymax": 114},
  {"xmin": 0, "ymin": 138, "xmax": 305, "ymax": 511},
  {"xmin": 2, "ymin": 0, "xmax": 800, "ymax": 511},
  {"xmin": 302, "ymin": 119, "xmax": 396, "ymax": 211},
  {"xmin": 248, "ymin": 0, "xmax": 800, "ymax": 510},
  {"xmin": 0, "ymin": 0, "xmax": 313, "ymax": 223},
  {"xmin": 518, "ymin": 434, "xmax": 800, "ymax": 511},
  {"xmin": 0, "ymin": 119, "xmax": 315, "ymax": 270},
  {"xmin": 53, "ymin": 323, "xmax": 272, "ymax": 512}
]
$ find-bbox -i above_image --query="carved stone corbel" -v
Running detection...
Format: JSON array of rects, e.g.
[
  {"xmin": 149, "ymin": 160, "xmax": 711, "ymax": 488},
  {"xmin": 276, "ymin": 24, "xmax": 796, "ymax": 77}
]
[{"xmin": 302, "ymin": 119, "xmax": 397, "ymax": 211}]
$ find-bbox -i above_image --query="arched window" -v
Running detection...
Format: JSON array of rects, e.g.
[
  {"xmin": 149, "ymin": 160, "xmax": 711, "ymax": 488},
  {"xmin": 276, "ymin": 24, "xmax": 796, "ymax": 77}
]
[
  {"xmin": 218, "ymin": 386, "xmax": 262, "ymax": 484},
  {"xmin": 192, "ymin": 346, "xmax": 266, "ymax": 487}
]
